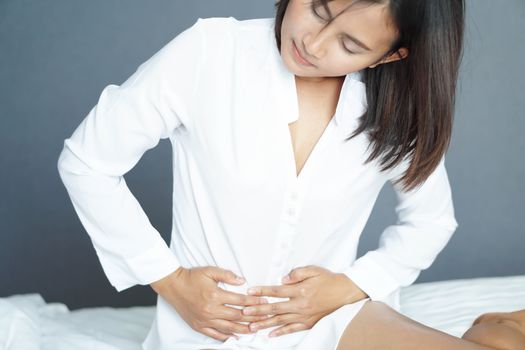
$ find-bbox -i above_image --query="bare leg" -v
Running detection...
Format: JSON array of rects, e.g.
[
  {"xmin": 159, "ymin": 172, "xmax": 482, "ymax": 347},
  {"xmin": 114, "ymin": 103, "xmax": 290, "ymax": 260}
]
[
  {"xmin": 335, "ymin": 300, "xmax": 525, "ymax": 350},
  {"xmin": 461, "ymin": 309, "xmax": 525, "ymax": 350}
]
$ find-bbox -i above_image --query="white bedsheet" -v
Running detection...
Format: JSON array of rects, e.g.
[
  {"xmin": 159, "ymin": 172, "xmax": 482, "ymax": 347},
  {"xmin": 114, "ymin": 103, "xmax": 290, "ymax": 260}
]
[{"xmin": 1, "ymin": 275, "xmax": 524, "ymax": 350}]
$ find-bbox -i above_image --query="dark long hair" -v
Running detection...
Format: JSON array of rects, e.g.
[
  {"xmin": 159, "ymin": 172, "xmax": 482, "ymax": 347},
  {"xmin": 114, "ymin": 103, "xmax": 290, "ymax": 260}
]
[{"xmin": 274, "ymin": 0, "xmax": 465, "ymax": 192}]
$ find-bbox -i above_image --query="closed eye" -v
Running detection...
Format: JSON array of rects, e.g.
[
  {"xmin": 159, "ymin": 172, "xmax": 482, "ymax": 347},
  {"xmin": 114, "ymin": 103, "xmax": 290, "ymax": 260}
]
[
  {"xmin": 310, "ymin": 3, "xmax": 358, "ymax": 55},
  {"xmin": 310, "ymin": 2, "xmax": 330, "ymax": 23},
  {"xmin": 340, "ymin": 40, "xmax": 356, "ymax": 54}
]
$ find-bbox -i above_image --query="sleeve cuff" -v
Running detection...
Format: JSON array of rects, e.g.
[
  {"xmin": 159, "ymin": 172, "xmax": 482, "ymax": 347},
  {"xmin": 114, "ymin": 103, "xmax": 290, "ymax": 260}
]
[
  {"xmin": 97, "ymin": 238, "xmax": 182, "ymax": 293},
  {"xmin": 341, "ymin": 253, "xmax": 405, "ymax": 302}
]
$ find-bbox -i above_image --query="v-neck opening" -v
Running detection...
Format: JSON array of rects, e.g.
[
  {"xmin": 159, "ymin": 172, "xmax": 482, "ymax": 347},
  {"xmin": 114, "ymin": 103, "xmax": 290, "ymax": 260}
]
[
  {"xmin": 288, "ymin": 116, "xmax": 336, "ymax": 181},
  {"xmin": 285, "ymin": 74, "xmax": 349, "ymax": 183},
  {"xmin": 271, "ymin": 37, "xmax": 356, "ymax": 184}
]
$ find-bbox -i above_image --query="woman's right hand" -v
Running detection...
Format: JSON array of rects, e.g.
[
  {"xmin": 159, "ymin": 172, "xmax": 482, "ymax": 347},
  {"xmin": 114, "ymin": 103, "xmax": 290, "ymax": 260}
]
[{"xmin": 150, "ymin": 266, "xmax": 270, "ymax": 342}]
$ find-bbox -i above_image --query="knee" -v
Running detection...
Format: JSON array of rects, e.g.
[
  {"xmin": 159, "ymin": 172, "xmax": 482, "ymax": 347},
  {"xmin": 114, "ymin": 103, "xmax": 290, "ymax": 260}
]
[{"xmin": 461, "ymin": 314, "xmax": 525, "ymax": 350}]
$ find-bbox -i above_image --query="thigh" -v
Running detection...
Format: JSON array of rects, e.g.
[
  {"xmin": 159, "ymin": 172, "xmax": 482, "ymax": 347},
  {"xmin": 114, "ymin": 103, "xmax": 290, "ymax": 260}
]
[{"xmin": 335, "ymin": 300, "xmax": 493, "ymax": 350}]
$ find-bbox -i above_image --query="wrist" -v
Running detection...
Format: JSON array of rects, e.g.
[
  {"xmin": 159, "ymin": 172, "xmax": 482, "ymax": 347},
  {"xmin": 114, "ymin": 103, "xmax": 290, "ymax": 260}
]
[
  {"xmin": 150, "ymin": 266, "xmax": 184, "ymax": 294},
  {"xmin": 337, "ymin": 272, "xmax": 369, "ymax": 305}
]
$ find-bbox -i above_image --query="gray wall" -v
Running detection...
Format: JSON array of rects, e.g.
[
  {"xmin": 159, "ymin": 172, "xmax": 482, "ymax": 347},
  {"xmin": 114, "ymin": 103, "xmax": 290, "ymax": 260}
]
[{"xmin": 1, "ymin": 0, "xmax": 523, "ymax": 310}]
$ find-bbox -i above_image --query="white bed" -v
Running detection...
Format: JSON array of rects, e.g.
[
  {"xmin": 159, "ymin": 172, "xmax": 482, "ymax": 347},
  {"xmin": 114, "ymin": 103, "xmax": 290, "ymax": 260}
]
[{"xmin": 1, "ymin": 275, "xmax": 524, "ymax": 350}]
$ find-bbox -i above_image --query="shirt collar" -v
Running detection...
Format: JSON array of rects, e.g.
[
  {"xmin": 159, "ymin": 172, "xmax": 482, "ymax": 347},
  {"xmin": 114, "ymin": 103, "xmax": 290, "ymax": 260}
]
[{"xmin": 267, "ymin": 21, "xmax": 368, "ymax": 136}]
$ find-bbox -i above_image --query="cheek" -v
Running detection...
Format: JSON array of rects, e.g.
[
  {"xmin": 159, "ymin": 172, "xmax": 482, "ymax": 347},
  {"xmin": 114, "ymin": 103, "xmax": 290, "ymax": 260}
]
[
  {"xmin": 282, "ymin": 0, "xmax": 312, "ymax": 36},
  {"xmin": 322, "ymin": 55, "xmax": 368, "ymax": 76},
  {"xmin": 342, "ymin": 53, "xmax": 383, "ymax": 72}
]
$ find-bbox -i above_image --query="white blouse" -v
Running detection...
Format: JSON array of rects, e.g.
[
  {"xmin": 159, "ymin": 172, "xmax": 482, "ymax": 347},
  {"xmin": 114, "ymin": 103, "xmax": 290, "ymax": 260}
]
[{"xmin": 57, "ymin": 16, "xmax": 459, "ymax": 350}]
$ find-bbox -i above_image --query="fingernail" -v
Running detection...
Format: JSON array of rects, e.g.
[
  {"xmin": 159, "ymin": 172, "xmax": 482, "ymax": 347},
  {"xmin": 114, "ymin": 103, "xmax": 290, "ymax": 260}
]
[
  {"xmin": 236, "ymin": 276, "xmax": 245, "ymax": 283},
  {"xmin": 282, "ymin": 275, "xmax": 290, "ymax": 283},
  {"xmin": 247, "ymin": 287, "xmax": 257, "ymax": 295}
]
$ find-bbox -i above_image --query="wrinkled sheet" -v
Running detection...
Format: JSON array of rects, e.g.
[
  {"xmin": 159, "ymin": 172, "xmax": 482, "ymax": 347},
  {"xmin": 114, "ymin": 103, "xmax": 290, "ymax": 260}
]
[{"xmin": 1, "ymin": 275, "xmax": 524, "ymax": 350}]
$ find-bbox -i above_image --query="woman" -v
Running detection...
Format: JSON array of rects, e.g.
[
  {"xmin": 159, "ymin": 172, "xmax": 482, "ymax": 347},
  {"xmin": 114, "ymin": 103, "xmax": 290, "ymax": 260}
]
[{"xmin": 57, "ymin": 0, "xmax": 525, "ymax": 349}]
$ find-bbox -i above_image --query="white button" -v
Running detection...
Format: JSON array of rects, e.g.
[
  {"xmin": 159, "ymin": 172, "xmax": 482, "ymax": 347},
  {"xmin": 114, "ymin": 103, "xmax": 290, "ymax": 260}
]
[
  {"xmin": 280, "ymin": 241, "xmax": 290, "ymax": 249},
  {"xmin": 290, "ymin": 192, "xmax": 299, "ymax": 201},
  {"xmin": 286, "ymin": 208, "xmax": 295, "ymax": 216},
  {"xmin": 274, "ymin": 257, "xmax": 285, "ymax": 267},
  {"xmin": 285, "ymin": 226, "xmax": 296, "ymax": 235}
]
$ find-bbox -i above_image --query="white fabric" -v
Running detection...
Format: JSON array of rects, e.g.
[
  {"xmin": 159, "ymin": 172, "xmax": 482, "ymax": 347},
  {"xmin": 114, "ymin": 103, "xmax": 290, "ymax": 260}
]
[
  {"xmin": 57, "ymin": 16, "xmax": 458, "ymax": 349},
  {"xmin": 400, "ymin": 275, "xmax": 525, "ymax": 338},
  {"xmin": 2, "ymin": 276, "xmax": 525, "ymax": 350}
]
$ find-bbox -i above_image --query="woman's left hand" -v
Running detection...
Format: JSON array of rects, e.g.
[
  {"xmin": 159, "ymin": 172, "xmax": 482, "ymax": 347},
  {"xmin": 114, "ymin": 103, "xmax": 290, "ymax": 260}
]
[{"xmin": 242, "ymin": 265, "xmax": 369, "ymax": 337}]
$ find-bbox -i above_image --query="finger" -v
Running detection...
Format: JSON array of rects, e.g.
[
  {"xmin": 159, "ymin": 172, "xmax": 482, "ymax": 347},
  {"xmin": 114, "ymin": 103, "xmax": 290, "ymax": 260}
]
[
  {"xmin": 247, "ymin": 284, "xmax": 296, "ymax": 298},
  {"xmin": 216, "ymin": 304, "xmax": 271, "ymax": 323},
  {"xmin": 219, "ymin": 289, "xmax": 270, "ymax": 306},
  {"xmin": 209, "ymin": 318, "xmax": 253, "ymax": 335},
  {"xmin": 242, "ymin": 300, "xmax": 294, "ymax": 316},
  {"xmin": 268, "ymin": 322, "xmax": 308, "ymax": 338},
  {"xmin": 248, "ymin": 313, "xmax": 297, "ymax": 332},
  {"xmin": 284, "ymin": 265, "xmax": 321, "ymax": 284},
  {"xmin": 206, "ymin": 266, "xmax": 246, "ymax": 286},
  {"xmin": 201, "ymin": 326, "xmax": 238, "ymax": 342}
]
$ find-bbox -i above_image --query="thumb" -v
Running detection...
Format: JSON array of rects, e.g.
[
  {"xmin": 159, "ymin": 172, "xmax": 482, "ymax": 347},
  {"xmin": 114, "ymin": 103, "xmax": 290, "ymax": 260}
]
[
  {"xmin": 210, "ymin": 267, "xmax": 246, "ymax": 285},
  {"xmin": 282, "ymin": 266, "xmax": 315, "ymax": 284}
]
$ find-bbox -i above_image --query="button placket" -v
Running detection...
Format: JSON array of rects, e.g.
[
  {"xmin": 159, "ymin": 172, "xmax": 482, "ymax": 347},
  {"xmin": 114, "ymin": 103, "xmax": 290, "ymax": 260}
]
[
  {"xmin": 282, "ymin": 189, "xmax": 301, "ymax": 224},
  {"xmin": 268, "ymin": 184, "xmax": 303, "ymax": 284},
  {"xmin": 279, "ymin": 240, "xmax": 291, "ymax": 249}
]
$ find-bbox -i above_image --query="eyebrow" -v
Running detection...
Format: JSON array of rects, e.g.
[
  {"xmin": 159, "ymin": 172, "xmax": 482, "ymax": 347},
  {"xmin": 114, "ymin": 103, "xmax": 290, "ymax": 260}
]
[{"xmin": 342, "ymin": 33, "xmax": 372, "ymax": 51}]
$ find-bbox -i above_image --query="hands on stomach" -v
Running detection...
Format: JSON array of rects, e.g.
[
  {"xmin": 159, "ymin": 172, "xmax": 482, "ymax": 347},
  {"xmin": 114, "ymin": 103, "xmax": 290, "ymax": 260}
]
[
  {"xmin": 150, "ymin": 266, "xmax": 270, "ymax": 342},
  {"xmin": 150, "ymin": 265, "xmax": 369, "ymax": 342}
]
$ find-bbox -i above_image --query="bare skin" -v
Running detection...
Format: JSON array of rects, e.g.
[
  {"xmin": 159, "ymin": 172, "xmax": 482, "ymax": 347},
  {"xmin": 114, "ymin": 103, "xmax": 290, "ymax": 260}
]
[
  {"xmin": 290, "ymin": 75, "xmax": 344, "ymax": 177},
  {"xmin": 202, "ymin": 306, "xmax": 525, "ymax": 350},
  {"xmin": 280, "ymin": 0, "xmax": 409, "ymax": 81},
  {"xmin": 462, "ymin": 309, "xmax": 525, "ymax": 350},
  {"xmin": 335, "ymin": 300, "xmax": 525, "ymax": 350},
  {"xmin": 281, "ymin": 0, "xmax": 408, "ymax": 175},
  {"xmin": 150, "ymin": 266, "xmax": 270, "ymax": 341}
]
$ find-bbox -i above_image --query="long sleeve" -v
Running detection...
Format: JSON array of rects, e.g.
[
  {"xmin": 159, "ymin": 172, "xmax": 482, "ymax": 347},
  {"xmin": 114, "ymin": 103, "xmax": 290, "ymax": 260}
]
[
  {"xmin": 342, "ymin": 155, "xmax": 459, "ymax": 301},
  {"xmin": 57, "ymin": 18, "xmax": 205, "ymax": 292}
]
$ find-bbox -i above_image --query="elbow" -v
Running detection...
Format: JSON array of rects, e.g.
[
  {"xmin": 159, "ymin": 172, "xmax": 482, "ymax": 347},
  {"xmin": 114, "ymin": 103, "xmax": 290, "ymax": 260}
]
[
  {"xmin": 443, "ymin": 214, "xmax": 459, "ymax": 234},
  {"xmin": 56, "ymin": 139, "xmax": 92, "ymax": 177},
  {"xmin": 57, "ymin": 143, "xmax": 69, "ymax": 178},
  {"xmin": 57, "ymin": 143, "xmax": 76, "ymax": 191},
  {"xmin": 56, "ymin": 140, "xmax": 90, "ymax": 184},
  {"xmin": 57, "ymin": 145, "xmax": 67, "ymax": 173},
  {"xmin": 57, "ymin": 142, "xmax": 77, "ymax": 178}
]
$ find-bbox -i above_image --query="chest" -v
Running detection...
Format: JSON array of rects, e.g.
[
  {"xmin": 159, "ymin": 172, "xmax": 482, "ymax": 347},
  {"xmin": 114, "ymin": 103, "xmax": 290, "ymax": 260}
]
[
  {"xmin": 184, "ymin": 66, "xmax": 388, "ymax": 193},
  {"xmin": 288, "ymin": 78, "xmax": 342, "ymax": 178}
]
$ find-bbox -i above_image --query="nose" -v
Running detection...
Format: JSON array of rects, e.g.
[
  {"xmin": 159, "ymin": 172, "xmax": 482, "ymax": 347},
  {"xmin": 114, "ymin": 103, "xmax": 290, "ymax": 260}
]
[{"xmin": 303, "ymin": 27, "xmax": 330, "ymax": 58}]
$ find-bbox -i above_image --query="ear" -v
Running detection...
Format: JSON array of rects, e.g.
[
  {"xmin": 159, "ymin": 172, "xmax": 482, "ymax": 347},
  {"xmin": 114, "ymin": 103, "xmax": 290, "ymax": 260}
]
[{"xmin": 368, "ymin": 47, "xmax": 409, "ymax": 68}]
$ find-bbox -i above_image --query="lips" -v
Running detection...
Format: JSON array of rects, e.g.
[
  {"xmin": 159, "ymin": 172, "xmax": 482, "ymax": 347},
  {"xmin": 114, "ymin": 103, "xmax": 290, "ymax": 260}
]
[{"xmin": 292, "ymin": 41, "xmax": 314, "ymax": 67}]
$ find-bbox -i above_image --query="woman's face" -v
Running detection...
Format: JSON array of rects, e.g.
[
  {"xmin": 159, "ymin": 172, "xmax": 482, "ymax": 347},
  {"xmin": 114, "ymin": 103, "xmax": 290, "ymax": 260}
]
[{"xmin": 280, "ymin": 0, "xmax": 408, "ymax": 79}]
